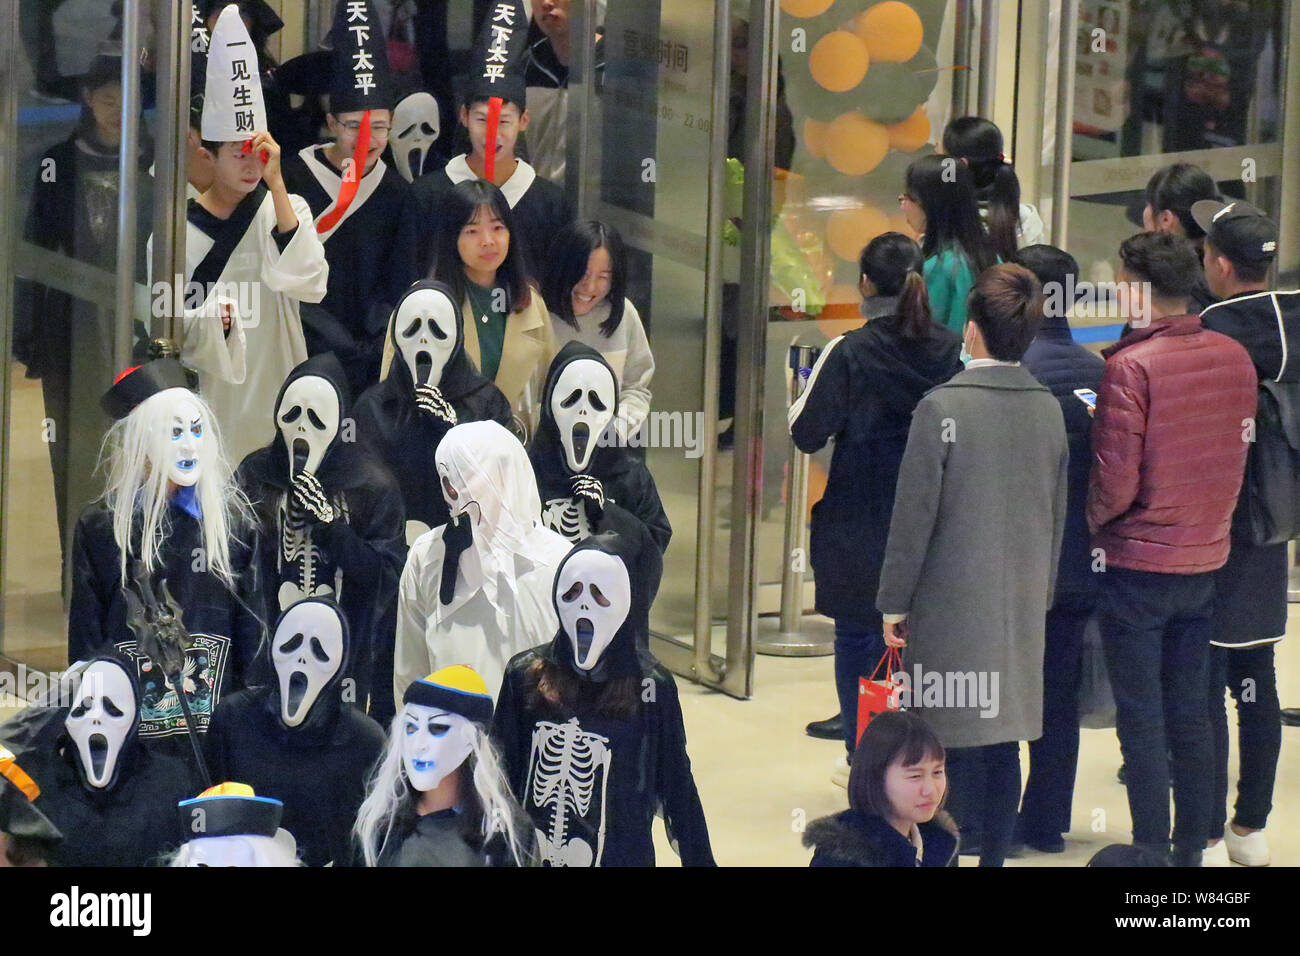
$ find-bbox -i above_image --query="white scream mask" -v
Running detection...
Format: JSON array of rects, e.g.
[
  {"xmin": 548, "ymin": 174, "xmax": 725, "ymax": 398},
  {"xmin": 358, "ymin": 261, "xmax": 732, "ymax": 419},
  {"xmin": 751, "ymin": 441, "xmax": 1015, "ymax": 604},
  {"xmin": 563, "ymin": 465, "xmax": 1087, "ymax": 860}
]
[
  {"xmin": 391, "ymin": 91, "xmax": 441, "ymax": 183},
  {"xmin": 401, "ymin": 705, "xmax": 474, "ymax": 792},
  {"xmin": 556, "ymin": 549, "xmax": 632, "ymax": 672},
  {"xmin": 272, "ymin": 601, "xmax": 345, "ymax": 728},
  {"xmin": 65, "ymin": 661, "xmax": 137, "ymax": 789},
  {"xmin": 277, "ymin": 375, "xmax": 341, "ymax": 477},
  {"xmin": 142, "ymin": 387, "xmax": 206, "ymax": 487},
  {"xmin": 550, "ymin": 359, "xmax": 617, "ymax": 473},
  {"xmin": 394, "ymin": 288, "xmax": 458, "ymax": 389}
]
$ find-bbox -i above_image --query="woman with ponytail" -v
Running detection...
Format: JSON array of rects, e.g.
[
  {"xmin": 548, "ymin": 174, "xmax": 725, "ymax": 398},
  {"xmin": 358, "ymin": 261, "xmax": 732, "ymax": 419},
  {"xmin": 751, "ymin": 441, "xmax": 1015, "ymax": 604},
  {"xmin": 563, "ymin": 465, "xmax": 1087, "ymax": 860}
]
[
  {"xmin": 942, "ymin": 116, "xmax": 1045, "ymax": 260},
  {"xmin": 790, "ymin": 233, "xmax": 963, "ymax": 777}
]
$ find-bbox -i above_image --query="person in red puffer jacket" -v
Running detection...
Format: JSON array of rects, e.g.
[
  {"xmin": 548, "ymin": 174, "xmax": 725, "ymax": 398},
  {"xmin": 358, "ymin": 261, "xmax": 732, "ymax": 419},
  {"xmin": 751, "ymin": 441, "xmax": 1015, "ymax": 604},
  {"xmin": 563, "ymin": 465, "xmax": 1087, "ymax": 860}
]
[{"xmin": 1087, "ymin": 231, "xmax": 1257, "ymax": 867}]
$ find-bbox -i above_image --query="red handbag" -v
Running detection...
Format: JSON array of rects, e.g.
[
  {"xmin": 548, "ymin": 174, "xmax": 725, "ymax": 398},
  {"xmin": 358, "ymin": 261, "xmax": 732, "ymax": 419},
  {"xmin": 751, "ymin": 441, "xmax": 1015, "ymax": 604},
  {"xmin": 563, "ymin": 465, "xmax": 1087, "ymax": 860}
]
[{"xmin": 856, "ymin": 647, "xmax": 905, "ymax": 744}]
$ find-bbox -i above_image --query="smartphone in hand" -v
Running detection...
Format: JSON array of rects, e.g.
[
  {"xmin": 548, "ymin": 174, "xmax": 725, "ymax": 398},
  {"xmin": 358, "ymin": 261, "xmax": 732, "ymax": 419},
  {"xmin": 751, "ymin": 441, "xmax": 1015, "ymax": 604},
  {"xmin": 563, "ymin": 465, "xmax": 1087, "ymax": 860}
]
[{"xmin": 1073, "ymin": 388, "xmax": 1097, "ymax": 409}]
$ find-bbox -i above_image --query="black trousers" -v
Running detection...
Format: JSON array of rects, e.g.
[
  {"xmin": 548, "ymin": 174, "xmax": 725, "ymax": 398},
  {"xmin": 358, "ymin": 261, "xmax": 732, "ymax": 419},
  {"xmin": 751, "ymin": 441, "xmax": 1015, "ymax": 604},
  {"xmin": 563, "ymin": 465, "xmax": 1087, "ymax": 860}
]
[
  {"xmin": 946, "ymin": 741, "xmax": 1021, "ymax": 867},
  {"xmin": 1098, "ymin": 567, "xmax": 1214, "ymax": 854},
  {"xmin": 1208, "ymin": 642, "xmax": 1281, "ymax": 837},
  {"xmin": 1020, "ymin": 605, "xmax": 1090, "ymax": 837}
]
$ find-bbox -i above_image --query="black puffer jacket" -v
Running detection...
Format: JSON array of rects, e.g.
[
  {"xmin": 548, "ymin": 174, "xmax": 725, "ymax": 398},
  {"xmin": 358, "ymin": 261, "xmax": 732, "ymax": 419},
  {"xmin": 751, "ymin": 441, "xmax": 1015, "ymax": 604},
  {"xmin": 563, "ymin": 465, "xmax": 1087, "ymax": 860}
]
[
  {"xmin": 804, "ymin": 808, "xmax": 959, "ymax": 867},
  {"xmin": 1021, "ymin": 312, "xmax": 1105, "ymax": 609}
]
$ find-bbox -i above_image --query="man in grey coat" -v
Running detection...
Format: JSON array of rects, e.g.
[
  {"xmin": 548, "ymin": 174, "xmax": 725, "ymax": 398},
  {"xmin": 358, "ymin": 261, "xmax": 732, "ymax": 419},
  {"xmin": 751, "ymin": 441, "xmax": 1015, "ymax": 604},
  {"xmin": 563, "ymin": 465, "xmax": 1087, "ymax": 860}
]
[{"xmin": 878, "ymin": 263, "xmax": 1068, "ymax": 868}]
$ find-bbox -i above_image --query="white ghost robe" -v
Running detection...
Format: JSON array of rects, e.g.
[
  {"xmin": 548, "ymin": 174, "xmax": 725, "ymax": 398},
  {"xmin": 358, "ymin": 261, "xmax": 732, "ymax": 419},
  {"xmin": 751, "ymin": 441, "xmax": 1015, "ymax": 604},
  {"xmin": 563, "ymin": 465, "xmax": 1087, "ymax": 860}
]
[
  {"xmin": 176, "ymin": 187, "xmax": 329, "ymax": 460},
  {"xmin": 393, "ymin": 522, "xmax": 570, "ymax": 705}
]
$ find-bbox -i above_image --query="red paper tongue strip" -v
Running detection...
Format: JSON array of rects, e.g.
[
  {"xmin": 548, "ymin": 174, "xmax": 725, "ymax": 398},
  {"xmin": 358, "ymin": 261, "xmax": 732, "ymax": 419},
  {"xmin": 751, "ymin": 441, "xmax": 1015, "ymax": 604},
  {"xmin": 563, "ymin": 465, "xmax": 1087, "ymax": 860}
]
[
  {"xmin": 316, "ymin": 111, "xmax": 372, "ymax": 234},
  {"xmin": 484, "ymin": 96, "xmax": 503, "ymax": 182}
]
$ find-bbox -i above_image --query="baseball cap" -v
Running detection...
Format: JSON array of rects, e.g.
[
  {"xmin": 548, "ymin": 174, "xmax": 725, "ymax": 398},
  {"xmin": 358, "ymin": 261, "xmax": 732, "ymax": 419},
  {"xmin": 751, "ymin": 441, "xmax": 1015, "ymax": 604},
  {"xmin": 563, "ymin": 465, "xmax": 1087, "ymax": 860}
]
[{"xmin": 1191, "ymin": 199, "xmax": 1278, "ymax": 264}]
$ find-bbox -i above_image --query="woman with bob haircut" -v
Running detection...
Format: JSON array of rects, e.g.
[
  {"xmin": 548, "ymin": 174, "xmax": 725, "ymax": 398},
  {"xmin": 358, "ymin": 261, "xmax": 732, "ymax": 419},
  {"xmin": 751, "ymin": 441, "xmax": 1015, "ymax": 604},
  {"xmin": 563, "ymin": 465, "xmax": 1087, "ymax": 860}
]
[
  {"xmin": 426, "ymin": 178, "xmax": 557, "ymax": 438},
  {"xmin": 803, "ymin": 710, "xmax": 958, "ymax": 867}
]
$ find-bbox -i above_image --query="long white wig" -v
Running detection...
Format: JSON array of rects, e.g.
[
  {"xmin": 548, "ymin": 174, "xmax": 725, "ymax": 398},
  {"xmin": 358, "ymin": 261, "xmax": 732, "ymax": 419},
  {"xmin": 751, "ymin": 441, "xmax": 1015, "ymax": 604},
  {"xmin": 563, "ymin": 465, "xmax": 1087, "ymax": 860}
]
[
  {"xmin": 354, "ymin": 716, "xmax": 529, "ymax": 867},
  {"xmin": 96, "ymin": 387, "xmax": 253, "ymax": 587}
]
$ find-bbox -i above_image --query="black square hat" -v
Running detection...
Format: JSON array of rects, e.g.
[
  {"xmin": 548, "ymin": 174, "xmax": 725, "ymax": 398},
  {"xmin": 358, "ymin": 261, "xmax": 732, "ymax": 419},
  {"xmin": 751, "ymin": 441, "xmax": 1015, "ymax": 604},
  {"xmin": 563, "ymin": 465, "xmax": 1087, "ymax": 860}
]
[
  {"xmin": 100, "ymin": 358, "xmax": 197, "ymax": 421},
  {"xmin": 1191, "ymin": 199, "xmax": 1279, "ymax": 265}
]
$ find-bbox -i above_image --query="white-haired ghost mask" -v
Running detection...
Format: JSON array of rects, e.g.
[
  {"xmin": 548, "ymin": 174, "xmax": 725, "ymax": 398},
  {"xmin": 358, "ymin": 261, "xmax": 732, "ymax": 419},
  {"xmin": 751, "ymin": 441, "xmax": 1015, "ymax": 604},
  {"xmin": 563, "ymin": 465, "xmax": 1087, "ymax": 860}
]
[
  {"xmin": 277, "ymin": 376, "xmax": 341, "ymax": 478},
  {"xmin": 271, "ymin": 601, "xmax": 345, "ymax": 728},
  {"xmin": 556, "ymin": 549, "xmax": 632, "ymax": 672},
  {"xmin": 65, "ymin": 660, "xmax": 137, "ymax": 790},
  {"xmin": 401, "ymin": 705, "xmax": 474, "ymax": 792},
  {"xmin": 550, "ymin": 359, "xmax": 617, "ymax": 473},
  {"xmin": 391, "ymin": 91, "xmax": 440, "ymax": 182},
  {"xmin": 142, "ymin": 388, "xmax": 206, "ymax": 487},
  {"xmin": 395, "ymin": 287, "xmax": 458, "ymax": 389}
]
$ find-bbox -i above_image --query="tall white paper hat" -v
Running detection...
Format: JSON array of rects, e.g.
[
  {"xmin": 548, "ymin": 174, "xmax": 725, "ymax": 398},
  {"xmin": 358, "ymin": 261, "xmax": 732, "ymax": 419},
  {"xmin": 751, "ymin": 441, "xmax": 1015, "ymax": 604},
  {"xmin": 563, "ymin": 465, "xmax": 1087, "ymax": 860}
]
[{"xmin": 201, "ymin": 3, "xmax": 267, "ymax": 142}]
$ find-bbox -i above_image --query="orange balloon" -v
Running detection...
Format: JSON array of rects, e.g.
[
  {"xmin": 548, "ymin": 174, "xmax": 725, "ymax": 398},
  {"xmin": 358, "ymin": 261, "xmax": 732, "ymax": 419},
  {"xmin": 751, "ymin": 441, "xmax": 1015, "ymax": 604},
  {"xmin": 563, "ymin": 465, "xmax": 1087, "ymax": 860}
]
[
  {"xmin": 886, "ymin": 107, "xmax": 931, "ymax": 151},
  {"xmin": 803, "ymin": 117, "xmax": 828, "ymax": 159},
  {"xmin": 826, "ymin": 205, "xmax": 891, "ymax": 262},
  {"xmin": 780, "ymin": 0, "xmax": 835, "ymax": 16},
  {"xmin": 809, "ymin": 31, "xmax": 870, "ymax": 92},
  {"xmin": 824, "ymin": 111, "xmax": 890, "ymax": 176},
  {"xmin": 854, "ymin": 1, "xmax": 924, "ymax": 62}
]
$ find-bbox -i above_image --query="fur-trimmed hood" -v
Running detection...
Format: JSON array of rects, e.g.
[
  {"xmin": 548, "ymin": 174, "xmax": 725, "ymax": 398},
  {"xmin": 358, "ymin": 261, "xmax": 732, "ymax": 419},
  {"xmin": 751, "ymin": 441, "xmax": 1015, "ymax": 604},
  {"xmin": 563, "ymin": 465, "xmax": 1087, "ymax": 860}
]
[{"xmin": 803, "ymin": 808, "xmax": 960, "ymax": 867}]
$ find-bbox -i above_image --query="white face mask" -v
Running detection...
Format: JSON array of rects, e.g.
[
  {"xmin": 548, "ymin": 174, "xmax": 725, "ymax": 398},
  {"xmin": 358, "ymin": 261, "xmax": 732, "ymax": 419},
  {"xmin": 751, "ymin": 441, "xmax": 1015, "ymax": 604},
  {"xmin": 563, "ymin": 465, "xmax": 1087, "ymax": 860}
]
[
  {"xmin": 556, "ymin": 550, "xmax": 632, "ymax": 672},
  {"xmin": 277, "ymin": 375, "xmax": 341, "ymax": 477},
  {"xmin": 401, "ymin": 705, "xmax": 474, "ymax": 792},
  {"xmin": 550, "ymin": 359, "xmax": 617, "ymax": 472},
  {"xmin": 65, "ymin": 661, "xmax": 137, "ymax": 789},
  {"xmin": 181, "ymin": 831, "xmax": 297, "ymax": 867},
  {"xmin": 390, "ymin": 91, "xmax": 440, "ymax": 183},
  {"xmin": 394, "ymin": 289, "xmax": 458, "ymax": 388},
  {"xmin": 144, "ymin": 388, "xmax": 206, "ymax": 487},
  {"xmin": 271, "ymin": 601, "xmax": 345, "ymax": 728}
]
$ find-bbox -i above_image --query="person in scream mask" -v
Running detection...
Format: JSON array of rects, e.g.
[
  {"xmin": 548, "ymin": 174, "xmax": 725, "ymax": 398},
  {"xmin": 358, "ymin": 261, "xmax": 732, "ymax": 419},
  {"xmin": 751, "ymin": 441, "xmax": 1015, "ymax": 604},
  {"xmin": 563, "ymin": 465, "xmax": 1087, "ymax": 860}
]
[
  {"xmin": 493, "ymin": 533, "xmax": 715, "ymax": 867},
  {"xmin": 356, "ymin": 279, "xmax": 513, "ymax": 539},
  {"xmin": 530, "ymin": 343, "xmax": 672, "ymax": 564},
  {"xmin": 70, "ymin": 360, "xmax": 264, "ymax": 751},
  {"xmin": 1, "ymin": 658, "xmax": 199, "ymax": 866},
  {"xmin": 237, "ymin": 352, "xmax": 406, "ymax": 713},
  {"xmin": 171, "ymin": 781, "xmax": 301, "ymax": 866},
  {"xmin": 393, "ymin": 420, "xmax": 570, "ymax": 704},
  {"xmin": 205, "ymin": 599, "xmax": 385, "ymax": 866},
  {"xmin": 355, "ymin": 665, "xmax": 532, "ymax": 866}
]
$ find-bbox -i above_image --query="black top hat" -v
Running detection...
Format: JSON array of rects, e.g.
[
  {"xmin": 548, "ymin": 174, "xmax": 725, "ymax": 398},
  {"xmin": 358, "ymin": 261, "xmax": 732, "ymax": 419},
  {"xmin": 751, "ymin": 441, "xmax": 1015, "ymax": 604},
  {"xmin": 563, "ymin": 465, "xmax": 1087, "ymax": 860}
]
[
  {"xmin": 1191, "ymin": 199, "xmax": 1279, "ymax": 266},
  {"xmin": 101, "ymin": 358, "xmax": 196, "ymax": 421}
]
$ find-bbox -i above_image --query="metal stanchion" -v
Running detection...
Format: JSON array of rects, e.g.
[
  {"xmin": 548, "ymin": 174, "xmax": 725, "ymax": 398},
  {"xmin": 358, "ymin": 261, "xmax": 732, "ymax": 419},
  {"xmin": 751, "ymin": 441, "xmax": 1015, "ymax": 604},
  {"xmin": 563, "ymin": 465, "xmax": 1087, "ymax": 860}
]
[{"xmin": 756, "ymin": 343, "xmax": 834, "ymax": 656}]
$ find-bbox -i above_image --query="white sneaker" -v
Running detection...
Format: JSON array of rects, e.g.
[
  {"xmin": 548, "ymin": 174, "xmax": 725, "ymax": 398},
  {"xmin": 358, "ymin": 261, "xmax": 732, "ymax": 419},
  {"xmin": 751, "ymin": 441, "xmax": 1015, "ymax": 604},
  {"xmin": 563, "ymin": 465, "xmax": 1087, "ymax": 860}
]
[
  {"xmin": 1202, "ymin": 839, "xmax": 1230, "ymax": 867},
  {"xmin": 1224, "ymin": 827, "xmax": 1270, "ymax": 866},
  {"xmin": 831, "ymin": 754, "xmax": 850, "ymax": 789}
]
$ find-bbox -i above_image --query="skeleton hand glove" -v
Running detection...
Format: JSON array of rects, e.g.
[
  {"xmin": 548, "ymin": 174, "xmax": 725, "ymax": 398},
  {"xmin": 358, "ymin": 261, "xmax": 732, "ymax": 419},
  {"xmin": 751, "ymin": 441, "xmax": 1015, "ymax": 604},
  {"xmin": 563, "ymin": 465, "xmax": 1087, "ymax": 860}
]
[
  {"xmin": 291, "ymin": 471, "xmax": 336, "ymax": 524},
  {"xmin": 415, "ymin": 384, "xmax": 458, "ymax": 424},
  {"xmin": 570, "ymin": 474, "xmax": 605, "ymax": 512}
]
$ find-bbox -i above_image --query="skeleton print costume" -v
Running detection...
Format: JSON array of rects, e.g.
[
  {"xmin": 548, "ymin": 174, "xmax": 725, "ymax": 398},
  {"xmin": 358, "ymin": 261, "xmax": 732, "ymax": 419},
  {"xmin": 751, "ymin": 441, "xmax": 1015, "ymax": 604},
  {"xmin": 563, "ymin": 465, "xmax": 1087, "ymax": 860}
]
[
  {"xmin": 205, "ymin": 599, "xmax": 385, "ymax": 866},
  {"xmin": 529, "ymin": 343, "xmax": 671, "ymax": 558},
  {"xmin": 492, "ymin": 533, "xmax": 714, "ymax": 867},
  {"xmin": 0, "ymin": 658, "xmax": 199, "ymax": 866},
  {"xmin": 237, "ymin": 353, "xmax": 405, "ymax": 712}
]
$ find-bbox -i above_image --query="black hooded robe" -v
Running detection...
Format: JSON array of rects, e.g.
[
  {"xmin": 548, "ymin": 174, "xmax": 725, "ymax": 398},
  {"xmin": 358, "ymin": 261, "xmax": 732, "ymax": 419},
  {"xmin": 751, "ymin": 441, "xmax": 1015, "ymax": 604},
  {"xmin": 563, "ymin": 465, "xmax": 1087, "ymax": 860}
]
[
  {"xmin": 204, "ymin": 623, "xmax": 386, "ymax": 867},
  {"xmin": 236, "ymin": 353, "xmax": 406, "ymax": 713},
  {"xmin": 491, "ymin": 534, "xmax": 713, "ymax": 867},
  {"xmin": 529, "ymin": 342, "xmax": 672, "ymax": 555}
]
